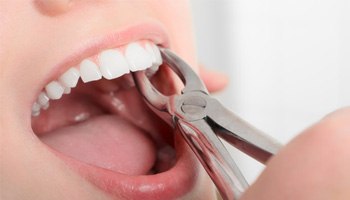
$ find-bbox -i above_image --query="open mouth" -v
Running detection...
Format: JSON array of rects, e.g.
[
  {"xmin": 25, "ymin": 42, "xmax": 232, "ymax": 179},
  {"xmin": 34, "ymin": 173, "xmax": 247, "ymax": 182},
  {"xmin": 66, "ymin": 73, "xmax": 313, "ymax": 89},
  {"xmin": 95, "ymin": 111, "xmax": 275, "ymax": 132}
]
[{"xmin": 30, "ymin": 40, "xmax": 201, "ymax": 199}]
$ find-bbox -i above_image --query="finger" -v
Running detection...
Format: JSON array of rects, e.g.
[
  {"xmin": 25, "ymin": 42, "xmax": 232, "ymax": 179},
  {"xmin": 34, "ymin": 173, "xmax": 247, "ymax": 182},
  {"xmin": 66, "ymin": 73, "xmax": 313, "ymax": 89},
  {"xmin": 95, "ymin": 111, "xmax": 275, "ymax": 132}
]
[
  {"xmin": 198, "ymin": 64, "xmax": 229, "ymax": 93},
  {"xmin": 241, "ymin": 107, "xmax": 350, "ymax": 200}
]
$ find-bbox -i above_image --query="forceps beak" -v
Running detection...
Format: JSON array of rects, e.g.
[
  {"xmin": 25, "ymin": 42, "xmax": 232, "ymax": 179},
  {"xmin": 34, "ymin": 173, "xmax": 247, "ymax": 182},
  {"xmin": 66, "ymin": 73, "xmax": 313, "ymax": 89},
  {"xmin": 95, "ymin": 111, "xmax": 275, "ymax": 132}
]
[{"xmin": 131, "ymin": 48, "xmax": 207, "ymax": 109}]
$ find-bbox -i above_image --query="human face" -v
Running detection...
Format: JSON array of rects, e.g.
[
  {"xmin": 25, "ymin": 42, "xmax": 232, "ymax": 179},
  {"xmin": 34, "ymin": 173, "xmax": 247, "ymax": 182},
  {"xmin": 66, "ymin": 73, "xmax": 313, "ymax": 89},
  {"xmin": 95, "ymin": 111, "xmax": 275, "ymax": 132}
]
[{"xmin": 0, "ymin": 1, "xmax": 217, "ymax": 199}]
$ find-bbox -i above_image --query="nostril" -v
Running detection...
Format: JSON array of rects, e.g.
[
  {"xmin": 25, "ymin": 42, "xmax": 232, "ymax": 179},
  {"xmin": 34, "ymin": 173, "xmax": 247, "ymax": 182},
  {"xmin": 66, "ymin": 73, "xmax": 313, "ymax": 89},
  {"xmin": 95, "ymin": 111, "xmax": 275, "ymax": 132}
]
[{"xmin": 34, "ymin": 0, "xmax": 73, "ymax": 16}]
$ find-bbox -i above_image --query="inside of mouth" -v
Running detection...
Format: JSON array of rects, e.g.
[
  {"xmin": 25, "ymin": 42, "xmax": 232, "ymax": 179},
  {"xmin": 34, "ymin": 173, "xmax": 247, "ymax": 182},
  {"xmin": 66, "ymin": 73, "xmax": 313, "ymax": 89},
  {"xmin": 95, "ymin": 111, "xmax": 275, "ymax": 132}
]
[{"xmin": 31, "ymin": 67, "xmax": 178, "ymax": 176}]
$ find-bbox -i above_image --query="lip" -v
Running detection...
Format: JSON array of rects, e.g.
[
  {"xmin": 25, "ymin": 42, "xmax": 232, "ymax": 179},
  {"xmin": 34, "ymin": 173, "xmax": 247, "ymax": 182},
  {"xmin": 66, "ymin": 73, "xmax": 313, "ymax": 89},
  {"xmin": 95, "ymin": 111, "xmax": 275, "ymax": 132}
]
[{"xmin": 32, "ymin": 21, "xmax": 201, "ymax": 199}]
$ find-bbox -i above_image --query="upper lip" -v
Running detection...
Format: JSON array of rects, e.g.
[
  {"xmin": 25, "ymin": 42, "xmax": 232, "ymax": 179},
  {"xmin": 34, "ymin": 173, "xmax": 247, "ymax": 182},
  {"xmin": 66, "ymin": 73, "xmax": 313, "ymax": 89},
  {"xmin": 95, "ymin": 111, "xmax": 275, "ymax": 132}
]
[{"xmin": 31, "ymin": 21, "xmax": 201, "ymax": 199}]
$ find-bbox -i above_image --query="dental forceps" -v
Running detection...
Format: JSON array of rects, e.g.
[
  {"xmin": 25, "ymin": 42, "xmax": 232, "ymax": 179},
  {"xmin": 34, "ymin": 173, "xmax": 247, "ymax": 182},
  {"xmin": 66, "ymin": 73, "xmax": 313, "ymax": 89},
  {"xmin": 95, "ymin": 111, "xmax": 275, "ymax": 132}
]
[{"xmin": 132, "ymin": 49, "xmax": 283, "ymax": 200}]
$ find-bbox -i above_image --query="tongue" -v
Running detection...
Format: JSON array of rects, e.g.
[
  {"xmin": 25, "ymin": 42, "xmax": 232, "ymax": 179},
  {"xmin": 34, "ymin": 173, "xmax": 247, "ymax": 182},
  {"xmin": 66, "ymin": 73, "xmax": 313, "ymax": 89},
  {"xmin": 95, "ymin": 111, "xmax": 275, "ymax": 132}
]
[{"xmin": 40, "ymin": 115, "xmax": 156, "ymax": 175}]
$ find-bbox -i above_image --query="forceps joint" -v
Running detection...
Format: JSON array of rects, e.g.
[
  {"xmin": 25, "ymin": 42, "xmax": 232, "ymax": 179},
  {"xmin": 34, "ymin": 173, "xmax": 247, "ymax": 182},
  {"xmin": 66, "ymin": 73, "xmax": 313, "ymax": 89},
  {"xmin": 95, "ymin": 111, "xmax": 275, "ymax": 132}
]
[{"xmin": 173, "ymin": 91, "xmax": 210, "ymax": 122}]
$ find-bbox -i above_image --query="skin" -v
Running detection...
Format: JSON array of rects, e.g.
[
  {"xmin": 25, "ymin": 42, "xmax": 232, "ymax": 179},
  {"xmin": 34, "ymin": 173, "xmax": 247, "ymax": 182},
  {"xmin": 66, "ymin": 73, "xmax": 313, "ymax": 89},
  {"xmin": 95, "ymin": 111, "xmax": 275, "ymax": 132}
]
[
  {"xmin": 242, "ymin": 108, "xmax": 350, "ymax": 200},
  {"xmin": 0, "ymin": 0, "xmax": 349, "ymax": 200}
]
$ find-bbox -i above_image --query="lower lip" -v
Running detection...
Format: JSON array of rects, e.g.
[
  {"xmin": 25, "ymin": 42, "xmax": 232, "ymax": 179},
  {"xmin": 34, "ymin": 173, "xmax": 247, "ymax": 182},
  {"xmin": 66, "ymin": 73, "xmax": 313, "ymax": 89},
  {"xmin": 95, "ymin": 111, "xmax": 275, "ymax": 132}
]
[{"xmin": 49, "ymin": 132, "xmax": 200, "ymax": 199}]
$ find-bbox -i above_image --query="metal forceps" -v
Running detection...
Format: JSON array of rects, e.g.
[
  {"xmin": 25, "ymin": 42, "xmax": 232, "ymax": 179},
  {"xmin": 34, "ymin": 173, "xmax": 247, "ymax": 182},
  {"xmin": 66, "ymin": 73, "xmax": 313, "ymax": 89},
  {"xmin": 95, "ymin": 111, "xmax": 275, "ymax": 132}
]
[{"xmin": 132, "ymin": 49, "xmax": 283, "ymax": 200}]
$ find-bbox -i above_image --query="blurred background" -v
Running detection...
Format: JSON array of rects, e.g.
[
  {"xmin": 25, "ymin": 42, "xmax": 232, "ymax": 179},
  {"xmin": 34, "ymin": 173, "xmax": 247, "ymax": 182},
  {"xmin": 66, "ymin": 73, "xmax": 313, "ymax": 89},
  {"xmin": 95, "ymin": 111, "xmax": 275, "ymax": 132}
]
[{"xmin": 190, "ymin": 0, "xmax": 350, "ymax": 183}]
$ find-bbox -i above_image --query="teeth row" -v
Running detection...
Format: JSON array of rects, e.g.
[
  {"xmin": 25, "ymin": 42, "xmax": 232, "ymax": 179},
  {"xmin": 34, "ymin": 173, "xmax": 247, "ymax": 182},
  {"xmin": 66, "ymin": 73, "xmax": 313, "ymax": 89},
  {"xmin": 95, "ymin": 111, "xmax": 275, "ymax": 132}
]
[{"xmin": 31, "ymin": 41, "xmax": 162, "ymax": 116}]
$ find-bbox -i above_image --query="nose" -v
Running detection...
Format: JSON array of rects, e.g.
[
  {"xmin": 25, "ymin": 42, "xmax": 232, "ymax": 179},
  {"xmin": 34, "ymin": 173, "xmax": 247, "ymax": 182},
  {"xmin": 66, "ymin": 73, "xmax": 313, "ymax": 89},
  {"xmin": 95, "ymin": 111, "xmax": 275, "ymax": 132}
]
[{"xmin": 34, "ymin": 0, "xmax": 73, "ymax": 16}]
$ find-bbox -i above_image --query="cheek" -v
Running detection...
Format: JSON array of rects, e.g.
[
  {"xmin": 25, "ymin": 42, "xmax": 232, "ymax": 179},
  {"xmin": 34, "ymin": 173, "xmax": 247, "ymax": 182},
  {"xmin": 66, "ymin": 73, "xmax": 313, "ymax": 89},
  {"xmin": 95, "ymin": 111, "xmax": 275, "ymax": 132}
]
[{"xmin": 153, "ymin": 1, "xmax": 198, "ymax": 71}]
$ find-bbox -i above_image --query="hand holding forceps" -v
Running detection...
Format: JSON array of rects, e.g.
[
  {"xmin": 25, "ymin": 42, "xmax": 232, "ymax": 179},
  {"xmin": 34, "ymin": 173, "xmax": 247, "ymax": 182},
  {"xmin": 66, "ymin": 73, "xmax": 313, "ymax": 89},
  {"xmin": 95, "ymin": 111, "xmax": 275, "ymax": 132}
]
[{"xmin": 132, "ymin": 49, "xmax": 283, "ymax": 200}]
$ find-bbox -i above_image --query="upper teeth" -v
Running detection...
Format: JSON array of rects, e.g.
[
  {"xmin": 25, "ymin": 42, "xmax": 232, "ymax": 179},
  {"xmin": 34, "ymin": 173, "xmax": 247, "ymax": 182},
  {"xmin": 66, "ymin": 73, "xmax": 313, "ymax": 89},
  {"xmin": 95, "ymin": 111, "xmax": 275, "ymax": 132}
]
[{"xmin": 32, "ymin": 41, "xmax": 162, "ymax": 116}]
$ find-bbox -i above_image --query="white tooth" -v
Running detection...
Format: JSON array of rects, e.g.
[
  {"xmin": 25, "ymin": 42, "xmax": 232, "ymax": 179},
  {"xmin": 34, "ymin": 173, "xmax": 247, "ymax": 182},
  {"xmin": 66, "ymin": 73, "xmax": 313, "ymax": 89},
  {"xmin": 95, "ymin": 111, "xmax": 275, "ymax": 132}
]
[
  {"xmin": 42, "ymin": 102, "xmax": 50, "ymax": 110},
  {"xmin": 125, "ymin": 42, "xmax": 153, "ymax": 72},
  {"xmin": 63, "ymin": 87, "xmax": 71, "ymax": 94},
  {"xmin": 151, "ymin": 43, "xmax": 162, "ymax": 66},
  {"xmin": 32, "ymin": 110, "xmax": 40, "ymax": 117},
  {"xmin": 32, "ymin": 102, "xmax": 41, "ymax": 116},
  {"xmin": 45, "ymin": 81, "xmax": 64, "ymax": 100},
  {"xmin": 79, "ymin": 59, "xmax": 102, "ymax": 83},
  {"xmin": 37, "ymin": 92, "xmax": 49, "ymax": 106},
  {"xmin": 32, "ymin": 101, "xmax": 43, "ymax": 116},
  {"xmin": 99, "ymin": 49, "xmax": 129, "ymax": 80},
  {"xmin": 58, "ymin": 67, "xmax": 80, "ymax": 88},
  {"xmin": 144, "ymin": 43, "xmax": 161, "ymax": 77},
  {"xmin": 145, "ymin": 43, "xmax": 157, "ymax": 64}
]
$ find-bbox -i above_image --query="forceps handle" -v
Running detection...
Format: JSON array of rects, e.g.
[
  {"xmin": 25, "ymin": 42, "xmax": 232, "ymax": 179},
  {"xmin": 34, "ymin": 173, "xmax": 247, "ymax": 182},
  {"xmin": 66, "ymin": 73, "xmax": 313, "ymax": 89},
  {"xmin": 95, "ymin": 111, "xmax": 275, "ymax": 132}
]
[
  {"xmin": 205, "ymin": 98, "xmax": 282, "ymax": 164},
  {"xmin": 176, "ymin": 119, "xmax": 248, "ymax": 200}
]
